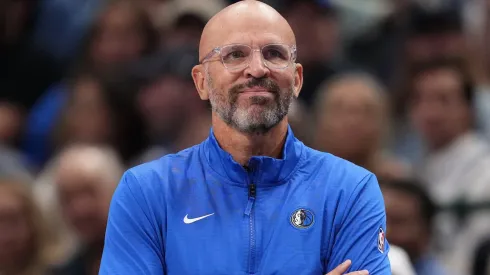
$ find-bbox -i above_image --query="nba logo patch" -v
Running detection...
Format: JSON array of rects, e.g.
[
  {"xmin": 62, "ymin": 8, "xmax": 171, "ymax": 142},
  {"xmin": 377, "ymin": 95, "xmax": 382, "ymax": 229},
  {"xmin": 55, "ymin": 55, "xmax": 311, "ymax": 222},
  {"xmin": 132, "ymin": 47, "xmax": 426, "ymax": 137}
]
[
  {"xmin": 289, "ymin": 208, "xmax": 314, "ymax": 229},
  {"xmin": 377, "ymin": 227, "xmax": 385, "ymax": 253}
]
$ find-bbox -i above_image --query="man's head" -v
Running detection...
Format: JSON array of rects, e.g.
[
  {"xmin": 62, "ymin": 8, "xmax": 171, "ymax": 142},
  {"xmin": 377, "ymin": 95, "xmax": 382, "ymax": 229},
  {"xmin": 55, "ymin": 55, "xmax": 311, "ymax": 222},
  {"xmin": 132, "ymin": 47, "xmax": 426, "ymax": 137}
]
[
  {"xmin": 313, "ymin": 73, "xmax": 388, "ymax": 164},
  {"xmin": 54, "ymin": 144, "xmax": 123, "ymax": 246},
  {"xmin": 191, "ymin": 0, "xmax": 303, "ymax": 135},
  {"xmin": 161, "ymin": 0, "xmax": 226, "ymax": 49},
  {"xmin": 409, "ymin": 59, "xmax": 474, "ymax": 150},
  {"xmin": 406, "ymin": 7, "xmax": 464, "ymax": 64},
  {"xmin": 281, "ymin": 0, "xmax": 338, "ymax": 65},
  {"xmin": 380, "ymin": 179, "xmax": 436, "ymax": 261},
  {"xmin": 134, "ymin": 46, "xmax": 202, "ymax": 142}
]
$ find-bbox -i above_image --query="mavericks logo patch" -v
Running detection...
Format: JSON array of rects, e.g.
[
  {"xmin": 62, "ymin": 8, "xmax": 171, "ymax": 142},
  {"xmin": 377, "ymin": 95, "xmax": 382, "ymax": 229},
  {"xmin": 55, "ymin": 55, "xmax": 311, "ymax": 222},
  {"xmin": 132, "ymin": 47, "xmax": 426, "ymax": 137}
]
[{"xmin": 290, "ymin": 208, "xmax": 314, "ymax": 229}]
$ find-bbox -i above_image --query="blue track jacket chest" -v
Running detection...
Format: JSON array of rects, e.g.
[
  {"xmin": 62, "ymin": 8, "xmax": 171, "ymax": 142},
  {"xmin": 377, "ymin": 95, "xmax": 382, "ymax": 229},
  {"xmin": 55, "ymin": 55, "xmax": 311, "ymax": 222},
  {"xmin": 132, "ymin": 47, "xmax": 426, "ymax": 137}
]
[{"xmin": 100, "ymin": 127, "xmax": 391, "ymax": 274}]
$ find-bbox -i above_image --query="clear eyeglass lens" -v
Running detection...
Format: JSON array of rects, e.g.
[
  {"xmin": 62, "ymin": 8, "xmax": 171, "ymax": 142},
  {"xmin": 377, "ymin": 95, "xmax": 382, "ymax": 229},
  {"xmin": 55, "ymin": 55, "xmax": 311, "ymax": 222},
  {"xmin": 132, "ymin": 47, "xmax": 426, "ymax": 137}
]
[
  {"xmin": 220, "ymin": 44, "xmax": 292, "ymax": 70},
  {"xmin": 261, "ymin": 44, "xmax": 291, "ymax": 68}
]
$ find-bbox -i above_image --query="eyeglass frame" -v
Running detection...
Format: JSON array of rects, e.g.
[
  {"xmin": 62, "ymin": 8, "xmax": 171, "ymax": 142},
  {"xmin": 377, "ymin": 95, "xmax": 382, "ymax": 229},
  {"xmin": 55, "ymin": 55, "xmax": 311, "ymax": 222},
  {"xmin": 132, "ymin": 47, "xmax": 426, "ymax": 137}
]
[{"xmin": 199, "ymin": 43, "xmax": 298, "ymax": 71}]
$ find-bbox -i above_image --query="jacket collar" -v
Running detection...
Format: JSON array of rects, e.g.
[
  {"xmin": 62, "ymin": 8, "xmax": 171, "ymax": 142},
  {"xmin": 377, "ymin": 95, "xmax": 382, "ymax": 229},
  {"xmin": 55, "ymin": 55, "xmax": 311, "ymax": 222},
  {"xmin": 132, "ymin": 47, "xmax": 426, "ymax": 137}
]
[{"xmin": 201, "ymin": 125, "xmax": 304, "ymax": 187}]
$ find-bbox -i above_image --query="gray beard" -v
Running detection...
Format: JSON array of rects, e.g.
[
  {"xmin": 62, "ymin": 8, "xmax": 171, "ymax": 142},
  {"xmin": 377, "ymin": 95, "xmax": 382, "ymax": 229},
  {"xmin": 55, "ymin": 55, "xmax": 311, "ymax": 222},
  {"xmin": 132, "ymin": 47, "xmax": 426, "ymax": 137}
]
[{"xmin": 207, "ymin": 73, "xmax": 294, "ymax": 134}]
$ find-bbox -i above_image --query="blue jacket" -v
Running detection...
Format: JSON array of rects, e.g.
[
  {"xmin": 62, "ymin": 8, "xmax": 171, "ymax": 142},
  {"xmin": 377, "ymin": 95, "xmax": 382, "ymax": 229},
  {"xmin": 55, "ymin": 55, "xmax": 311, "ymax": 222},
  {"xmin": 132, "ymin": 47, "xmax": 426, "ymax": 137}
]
[{"xmin": 100, "ymin": 127, "xmax": 391, "ymax": 274}]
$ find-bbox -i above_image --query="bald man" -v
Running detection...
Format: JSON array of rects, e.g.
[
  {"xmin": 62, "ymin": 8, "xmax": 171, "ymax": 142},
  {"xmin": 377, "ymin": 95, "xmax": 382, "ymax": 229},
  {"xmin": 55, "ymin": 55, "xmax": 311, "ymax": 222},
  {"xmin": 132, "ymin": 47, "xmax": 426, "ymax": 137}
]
[
  {"xmin": 52, "ymin": 145, "xmax": 124, "ymax": 275},
  {"xmin": 99, "ymin": 1, "xmax": 391, "ymax": 274}
]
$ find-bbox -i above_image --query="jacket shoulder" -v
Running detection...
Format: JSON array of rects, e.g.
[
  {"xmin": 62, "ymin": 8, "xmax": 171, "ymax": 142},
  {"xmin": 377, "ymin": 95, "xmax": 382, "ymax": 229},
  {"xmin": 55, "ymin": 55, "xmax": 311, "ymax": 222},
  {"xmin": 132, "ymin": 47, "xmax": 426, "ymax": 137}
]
[{"xmin": 124, "ymin": 144, "xmax": 202, "ymax": 189}]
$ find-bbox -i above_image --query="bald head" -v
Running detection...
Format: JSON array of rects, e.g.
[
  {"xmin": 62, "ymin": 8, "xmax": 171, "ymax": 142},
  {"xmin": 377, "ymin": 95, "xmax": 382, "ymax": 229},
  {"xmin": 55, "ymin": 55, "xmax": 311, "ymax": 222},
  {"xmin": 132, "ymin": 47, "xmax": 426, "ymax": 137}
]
[
  {"xmin": 199, "ymin": 0, "xmax": 296, "ymax": 60},
  {"xmin": 315, "ymin": 73, "xmax": 388, "ymax": 116},
  {"xmin": 55, "ymin": 144, "xmax": 124, "ymax": 192},
  {"xmin": 53, "ymin": 144, "xmax": 124, "ymax": 244}
]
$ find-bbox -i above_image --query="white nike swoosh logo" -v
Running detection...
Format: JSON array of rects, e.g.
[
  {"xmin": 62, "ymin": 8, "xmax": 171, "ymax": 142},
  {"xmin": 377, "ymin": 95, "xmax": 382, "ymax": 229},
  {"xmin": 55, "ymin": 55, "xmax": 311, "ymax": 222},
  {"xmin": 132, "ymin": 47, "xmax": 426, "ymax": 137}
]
[{"xmin": 183, "ymin": 213, "xmax": 215, "ymax": 224}]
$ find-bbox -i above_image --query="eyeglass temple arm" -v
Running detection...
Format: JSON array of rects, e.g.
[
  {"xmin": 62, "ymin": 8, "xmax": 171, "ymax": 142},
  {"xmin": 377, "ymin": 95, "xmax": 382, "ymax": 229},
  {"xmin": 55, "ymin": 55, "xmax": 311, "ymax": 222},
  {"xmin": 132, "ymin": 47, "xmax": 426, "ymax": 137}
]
[{"xmin": 199, "ymin": 47, "xmax": 220, "ymax": 64}]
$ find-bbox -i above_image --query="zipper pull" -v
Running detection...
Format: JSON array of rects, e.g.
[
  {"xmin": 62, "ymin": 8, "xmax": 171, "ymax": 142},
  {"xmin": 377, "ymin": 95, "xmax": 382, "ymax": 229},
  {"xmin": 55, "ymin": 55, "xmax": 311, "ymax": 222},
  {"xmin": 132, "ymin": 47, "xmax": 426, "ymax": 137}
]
[
  {"xmin": 248, "ymin": 183, "xmax": 256, "ymax": 198},
  {"xmin": 245, "ymin": 183, "xmax": 256, "ymax": 216}
]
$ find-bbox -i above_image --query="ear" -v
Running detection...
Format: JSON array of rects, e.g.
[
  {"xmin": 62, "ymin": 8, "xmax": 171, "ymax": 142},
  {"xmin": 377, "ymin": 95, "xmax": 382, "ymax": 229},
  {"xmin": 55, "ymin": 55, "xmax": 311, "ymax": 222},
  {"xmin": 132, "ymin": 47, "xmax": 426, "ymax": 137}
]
[
  {"xmin": 192, "ymin": 64, "xmax": 209, "ymax": 100},
  {"xmin": 293, "ymin": 63, "xmax": 303, "ymax": 98}
]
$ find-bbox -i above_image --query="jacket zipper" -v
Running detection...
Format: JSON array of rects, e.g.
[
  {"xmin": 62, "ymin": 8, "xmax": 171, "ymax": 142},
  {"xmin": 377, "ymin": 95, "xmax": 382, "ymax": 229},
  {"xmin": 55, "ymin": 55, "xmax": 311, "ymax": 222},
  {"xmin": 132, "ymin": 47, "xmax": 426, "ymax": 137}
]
[{"xmin": 244, "ymin": 175, "xmax": 256, "ymax": 274}]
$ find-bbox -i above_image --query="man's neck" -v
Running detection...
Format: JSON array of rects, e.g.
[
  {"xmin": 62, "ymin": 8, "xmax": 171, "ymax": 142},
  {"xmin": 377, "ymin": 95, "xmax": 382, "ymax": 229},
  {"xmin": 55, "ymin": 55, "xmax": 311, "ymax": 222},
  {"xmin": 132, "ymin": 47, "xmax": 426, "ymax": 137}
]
[{"xmin": 212, "ymin": 115, "xmax": 288, "ymax": 166}]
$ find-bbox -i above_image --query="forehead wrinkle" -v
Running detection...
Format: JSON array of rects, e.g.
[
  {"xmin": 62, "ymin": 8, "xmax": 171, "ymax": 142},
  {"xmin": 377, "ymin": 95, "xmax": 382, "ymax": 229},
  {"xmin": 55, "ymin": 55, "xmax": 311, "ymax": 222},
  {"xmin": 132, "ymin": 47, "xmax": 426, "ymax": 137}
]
[{"xmin": 199, "ymin": 0, "xmax": 295, "ymax": 61}]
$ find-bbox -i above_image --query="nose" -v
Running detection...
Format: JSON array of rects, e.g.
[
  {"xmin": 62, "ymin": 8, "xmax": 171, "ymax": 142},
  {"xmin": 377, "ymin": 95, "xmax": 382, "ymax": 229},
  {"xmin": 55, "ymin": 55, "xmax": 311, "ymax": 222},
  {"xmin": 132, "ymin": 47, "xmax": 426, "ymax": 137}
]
[{"xmin": 244, "ymin": 49, "xmax": 270, "ymax": 79}]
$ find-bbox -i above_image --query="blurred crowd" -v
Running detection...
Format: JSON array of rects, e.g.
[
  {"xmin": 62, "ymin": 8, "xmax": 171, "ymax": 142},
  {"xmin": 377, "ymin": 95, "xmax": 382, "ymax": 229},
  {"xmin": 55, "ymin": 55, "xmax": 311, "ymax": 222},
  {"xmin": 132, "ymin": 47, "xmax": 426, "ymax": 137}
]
[{"xmin": 2, "ymin": 0, "xmax": 490, "ymax": 274}]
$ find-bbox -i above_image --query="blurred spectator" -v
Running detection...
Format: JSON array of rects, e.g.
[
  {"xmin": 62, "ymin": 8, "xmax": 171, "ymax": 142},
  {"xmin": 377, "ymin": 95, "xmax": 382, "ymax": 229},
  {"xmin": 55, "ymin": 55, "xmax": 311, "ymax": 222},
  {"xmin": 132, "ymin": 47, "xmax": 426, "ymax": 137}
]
[
  {"xmin": 394, "ymin": 5, "xmax": 468, "ymax": 146},
  {"xmin": 392, "ymin": 6, "xmax": 466, "ymax": 120},
  {"xmin": 131, "ymin": 46, "xmax": 211, "ymax": 163},
  {"xmin": 1, "ymin": 0, "xmax": 62, "ymax": 110},
  {"xmin": 160, "ymin": 0, "xmax": 226, "ymax": 49},
  {"xmin": 52, "ymin": 69, "xmax": 147, "ymax": 165},
  {"xmin": 48, "ymin": 144, "xmax": 124, "ymax": 275},
  {"xmin": 21, "ymin": 0, "xmax": 158, "ymax": 168},
  {"xmin": 75, "ymin": 0, "xmax": 158, "ymax": 70},
  {"xmin": 312, "ymin": 72, "xmax": 409, "ymax": 179},
  {"xmin": 281, "ymin": 0, "xmax": 350, "ymax": 107},
  {"xmin": 409, "ymin": 59, "xmax": 490, "ymax": 201},
  {"xmin": 408, "ymin": 58, "xmax": 490, "ymax": 273},
  {"xmin": 0, "ymin": 179, "xmax": 52, "ymax": 275},
  {"xmin": 406, "ymin": 7, "xmax": 464, "ymax": 65},
  {"xmin": 381, "ymin": 178, "xmax": 447, "ymax": 275}
]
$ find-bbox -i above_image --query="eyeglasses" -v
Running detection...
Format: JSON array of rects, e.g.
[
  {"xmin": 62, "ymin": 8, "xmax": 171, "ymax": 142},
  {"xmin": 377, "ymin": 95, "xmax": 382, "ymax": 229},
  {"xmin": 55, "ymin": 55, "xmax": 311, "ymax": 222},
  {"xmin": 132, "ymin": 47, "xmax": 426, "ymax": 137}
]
[{"xmin": 200, "ymin": 43, "xmax": 297, "ymax": 71}]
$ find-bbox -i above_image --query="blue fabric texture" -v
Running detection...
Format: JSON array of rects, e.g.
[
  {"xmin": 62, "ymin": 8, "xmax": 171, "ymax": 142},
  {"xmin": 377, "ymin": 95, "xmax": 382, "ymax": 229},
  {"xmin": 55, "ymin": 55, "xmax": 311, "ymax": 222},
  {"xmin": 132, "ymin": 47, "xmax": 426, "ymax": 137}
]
[{"xmin": 100, "ymin": 126, "xmax": 391, "ymax": 274}]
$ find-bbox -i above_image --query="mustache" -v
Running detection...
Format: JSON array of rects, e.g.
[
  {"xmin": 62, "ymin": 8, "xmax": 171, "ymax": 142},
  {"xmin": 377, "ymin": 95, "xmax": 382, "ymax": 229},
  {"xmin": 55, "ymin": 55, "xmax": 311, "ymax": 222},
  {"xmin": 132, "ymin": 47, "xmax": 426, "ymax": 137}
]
[{"xmin": 230, "ymin": 78, "xmax": 281, "ymax": 95}]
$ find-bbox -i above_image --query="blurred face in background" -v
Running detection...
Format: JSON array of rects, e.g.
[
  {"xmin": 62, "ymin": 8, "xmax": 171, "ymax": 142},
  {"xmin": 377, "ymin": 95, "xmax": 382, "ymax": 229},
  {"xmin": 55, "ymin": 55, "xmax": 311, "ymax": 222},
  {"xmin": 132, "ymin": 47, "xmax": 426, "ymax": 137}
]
[
  {"xmin": 63, "ymin": 76, "xmax": 112, "ymax": 145},
  {"xmin": 410, "ymin": 67, "xmax": 472, "ymax": 150},
  {"xmin": 284, "ymin": 2, "xmax": 338, "ymax": 65},
  {"xmin": 0, "ymin": 184, "xmax": 34, "ymax": 272},
  {"xmin": 90, "ymin": 1, "xmax": 148, "ymax": 67},
  {"xmin": 383, "ymin": 187, "xmax": 428, "ymax": 260},
  {"xmin": 164, "ymin": 15, "xmax": 206, "ymax": 49},
  {"xmin": 407, "ymin": 32, "xmax": 464, "ymax": 64},
  {"xmin": 138, "ymin": 75, "xmax": 195, "ymax": 141},
  {"xmin": 314, "ymin": 78, "xmax": 385, "ymax": 162},
  {"xmin": 56, "ymin": 168, "xmax": 113, "ymax": 245}
]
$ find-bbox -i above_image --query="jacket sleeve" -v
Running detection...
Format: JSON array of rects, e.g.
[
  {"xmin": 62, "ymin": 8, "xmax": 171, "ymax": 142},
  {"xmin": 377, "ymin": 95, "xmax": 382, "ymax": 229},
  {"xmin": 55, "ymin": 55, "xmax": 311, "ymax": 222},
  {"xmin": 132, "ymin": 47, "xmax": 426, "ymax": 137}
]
[
  {"xmin": 325, "ymin": 174, "xmax": 391, "ymax": 274},
  {"xmin": 99, "ymin": 170, "xmax": 165, "ymax": 274}
]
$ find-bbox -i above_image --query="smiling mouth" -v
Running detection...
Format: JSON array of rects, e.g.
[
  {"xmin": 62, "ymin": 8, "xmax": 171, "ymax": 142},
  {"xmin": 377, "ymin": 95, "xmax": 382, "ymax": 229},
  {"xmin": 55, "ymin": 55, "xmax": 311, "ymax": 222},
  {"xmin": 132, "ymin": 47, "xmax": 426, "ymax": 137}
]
[{"xmin": 240, "ymin": 87, "xmax": 272, "ymax": 95}]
